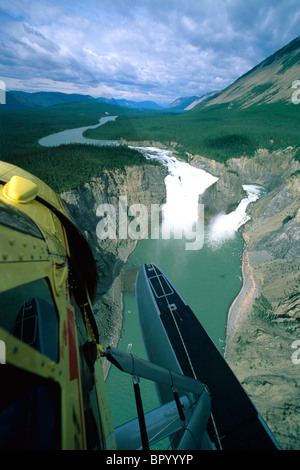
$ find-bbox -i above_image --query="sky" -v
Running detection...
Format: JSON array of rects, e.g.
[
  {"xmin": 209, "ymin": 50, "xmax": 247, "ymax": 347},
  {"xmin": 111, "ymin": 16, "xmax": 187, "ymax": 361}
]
[{"xmin": 0, "ymin": 0, "xmax": 299, "ymax": 106}]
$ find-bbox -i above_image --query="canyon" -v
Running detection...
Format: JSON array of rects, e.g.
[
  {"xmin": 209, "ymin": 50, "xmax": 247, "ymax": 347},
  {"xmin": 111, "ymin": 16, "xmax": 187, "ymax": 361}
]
[{"xmin": 60, "ymin": 144, "xmax": 299, "ymax": 449}]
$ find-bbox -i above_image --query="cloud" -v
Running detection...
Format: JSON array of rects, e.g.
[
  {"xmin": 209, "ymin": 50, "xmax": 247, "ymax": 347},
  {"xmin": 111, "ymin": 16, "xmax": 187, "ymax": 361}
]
[
  {"xmin": 0, "ymin": 12, "xmax": 97, "ymax": 84},
  {"xmin": 0, "ymin": 0, "xmax": 299, "ymax": 104}
]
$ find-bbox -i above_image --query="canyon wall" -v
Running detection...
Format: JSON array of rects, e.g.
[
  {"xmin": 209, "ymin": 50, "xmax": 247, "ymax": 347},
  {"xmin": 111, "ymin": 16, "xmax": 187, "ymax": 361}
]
[
  {"xmin": 60, "ymin": 164, "xmax": 167, "ymax": 356},
  {"xmin": 193, "ymin": 147, "xmax": 300, "ymax": 449}
]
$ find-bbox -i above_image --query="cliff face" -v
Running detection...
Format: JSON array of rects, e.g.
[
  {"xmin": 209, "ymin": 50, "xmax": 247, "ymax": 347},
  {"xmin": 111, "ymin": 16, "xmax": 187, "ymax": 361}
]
[
  {"xmin": 196, "ymin": 147, "xmax": 299, "ymax": 215},
  {"xmin": 60, "ymin": 164, "xmax": 166, "ymax": 352},
  {"xmin": 194, "ymin": 147, "xmax": 300, "ymax": 449},
  {"xmin": 226, "ymin": 176, "xmax": 300, "ymax": 450}
]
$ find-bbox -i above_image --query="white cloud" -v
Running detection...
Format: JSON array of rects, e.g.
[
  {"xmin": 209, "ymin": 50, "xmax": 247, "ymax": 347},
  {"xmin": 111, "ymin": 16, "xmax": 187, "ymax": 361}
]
[{"xmin": 0, "ymin": 0, "xmax": 299, "ymax": 104}]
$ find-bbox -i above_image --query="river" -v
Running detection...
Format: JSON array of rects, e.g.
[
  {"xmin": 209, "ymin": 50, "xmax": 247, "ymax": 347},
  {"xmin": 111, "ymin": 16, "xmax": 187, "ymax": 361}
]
[
  {"xmin": 39, "ymin": 116, "xmax": 264, "ymax": 449},
  {"xmin": 38, "ymin": 115, "xmax": 119, "ymax": 147}
]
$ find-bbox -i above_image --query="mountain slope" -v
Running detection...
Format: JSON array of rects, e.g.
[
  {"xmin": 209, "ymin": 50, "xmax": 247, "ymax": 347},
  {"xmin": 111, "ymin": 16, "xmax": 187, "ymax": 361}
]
[
  {"xmin": 168, "ymin": 91, "xmax": 218, "ymax": 111},
  {"xmin": 9, "ymin": 91, "xmax": 95, "ymax": 108},
  {"xmin": 184, "ymin": 91, "xmax": 219, "ymax": 110},
  {"xmin": 5, "ymin": 91, "xmax": 164, "ymax": 111},
  {"xmin": 4, "ymin": 91, "xmax": 39, "ymax": 110},
  {"xmin": 96, "ymin": 97, "xmax": 165, "ymax": 110},
  {"xmin": 167, "ymin": 95, "xmax": 200, "ymax": 110},
  {"xmin": 205, "ymin": 36, "xmax": 300, "ymax": 108}
]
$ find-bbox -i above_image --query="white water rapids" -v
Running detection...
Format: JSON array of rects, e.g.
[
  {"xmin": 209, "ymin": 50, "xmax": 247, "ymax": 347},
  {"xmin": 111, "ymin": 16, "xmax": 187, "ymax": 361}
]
[
  {"xmin": 132, "ymin": 146, "xmax": 263, "ymax": 247},
  {"xmin": 133, "ymin": 147, "xmax": 217, "ymax": 248},
  {"xmin": 38, "ymin": 116, "xmax": 263, "ymax": 246}
]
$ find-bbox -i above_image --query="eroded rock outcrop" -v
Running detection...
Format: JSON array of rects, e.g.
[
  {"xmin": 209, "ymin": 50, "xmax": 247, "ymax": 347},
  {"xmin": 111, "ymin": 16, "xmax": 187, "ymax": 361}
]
[
  {"xmin": 60, "ymin": 164, "xmax": 166, "ymax": 356},
  {"xmin": 195, "ymin": 147, "xmax": 299, "ymax": 216}
]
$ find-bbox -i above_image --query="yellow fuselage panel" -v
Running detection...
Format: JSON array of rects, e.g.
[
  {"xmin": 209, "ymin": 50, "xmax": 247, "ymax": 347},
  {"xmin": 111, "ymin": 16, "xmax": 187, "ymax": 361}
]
[{"xmin": 0, "ymin": 161, "xmax": 116, "ymax": 449}]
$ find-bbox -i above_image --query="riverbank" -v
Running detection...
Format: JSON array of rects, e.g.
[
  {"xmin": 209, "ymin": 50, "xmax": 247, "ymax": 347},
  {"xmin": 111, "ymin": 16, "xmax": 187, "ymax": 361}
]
[
  {"xmin": 225, "ymin": 246, "xmax": 258, "ymax": 340},
  {"xmin": 189, "ymin": 146, "xmax": 300, "ymax": 449},
  {"xmin": 223, "ymin": 167, "xmax": 300, "ymax": 449}
]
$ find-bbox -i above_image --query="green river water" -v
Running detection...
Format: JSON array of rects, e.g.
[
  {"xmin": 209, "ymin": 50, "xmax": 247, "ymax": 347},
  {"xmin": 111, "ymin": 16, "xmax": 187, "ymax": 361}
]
[{"xmin": 106, "ymin": 232, "xmax": 245, "ymax": 438}]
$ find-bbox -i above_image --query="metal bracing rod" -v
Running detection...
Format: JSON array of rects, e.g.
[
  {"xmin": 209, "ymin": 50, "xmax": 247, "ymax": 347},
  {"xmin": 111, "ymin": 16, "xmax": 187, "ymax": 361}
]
[
  {"xmin": 114, "ymin": 394, "xmax": 195, "ymax": 450},
  {"xmin": 132, "ymin": 375, "xmax": 149, "ymax": 451},
  {"xmin": 103, "ymin": 346, "xmax": 205, "ymax": 396}
]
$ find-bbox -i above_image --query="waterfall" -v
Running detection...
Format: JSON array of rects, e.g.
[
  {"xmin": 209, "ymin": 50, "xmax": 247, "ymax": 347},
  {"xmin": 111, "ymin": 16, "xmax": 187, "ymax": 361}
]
[
  {"xmin": 207, "ymin": 184, "xmax": 263, "ymax": 247},
  {"xmin": 133, "ymin": 146, "xmax": 218, "ymax": 245},
  {"xmin": 39, "ymin": 118, "xmax": 263, "ymax": 250},
  {"xmin": 133, "ymin": 148, "xmax": 265, "ymax": 250}
]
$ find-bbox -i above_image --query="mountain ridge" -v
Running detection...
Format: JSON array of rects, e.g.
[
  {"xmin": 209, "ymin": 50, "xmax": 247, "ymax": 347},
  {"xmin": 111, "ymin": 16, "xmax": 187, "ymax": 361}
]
[
  {"xmin": 4, "ymin": 90, "xmax": 166, "ymax": 111},
  {"xmin": 204, "ymin": 36, "xmax": 300, "ymax": 108},
  {"xmin": 96, "ymin": 96, "xmax": 165, "ymax": 110},
  {"xmin": 7, "ymin": 90, "xmax": 95, "ymax": 109}
]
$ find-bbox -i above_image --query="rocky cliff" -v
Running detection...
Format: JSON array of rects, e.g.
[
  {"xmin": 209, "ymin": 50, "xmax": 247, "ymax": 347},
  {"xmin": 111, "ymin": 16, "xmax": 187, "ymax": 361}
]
[
  {"xmin": 60, "ymin": 164, "xmax": 166, "ymax": 370},
  {"xmin": 193, "ymin": 147, "xmax": 300, "ymax": 449}
]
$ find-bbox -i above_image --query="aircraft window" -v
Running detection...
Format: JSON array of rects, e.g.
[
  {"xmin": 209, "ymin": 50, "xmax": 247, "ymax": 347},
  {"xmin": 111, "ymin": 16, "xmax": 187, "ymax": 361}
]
[
  {"xmin": 73, "ymin": 302, "xmax": 103, "ymax": 449},
  {"xmin": 0, "ymin": 364, "xmax": 61, "ymax": 449},
  {"xmin": 0, "ymin": 201, "xmax": 43, "ymax": 239},
  {"xmin": 0, "ymin": 279, "xmax": 59, "ymax": 362}
]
